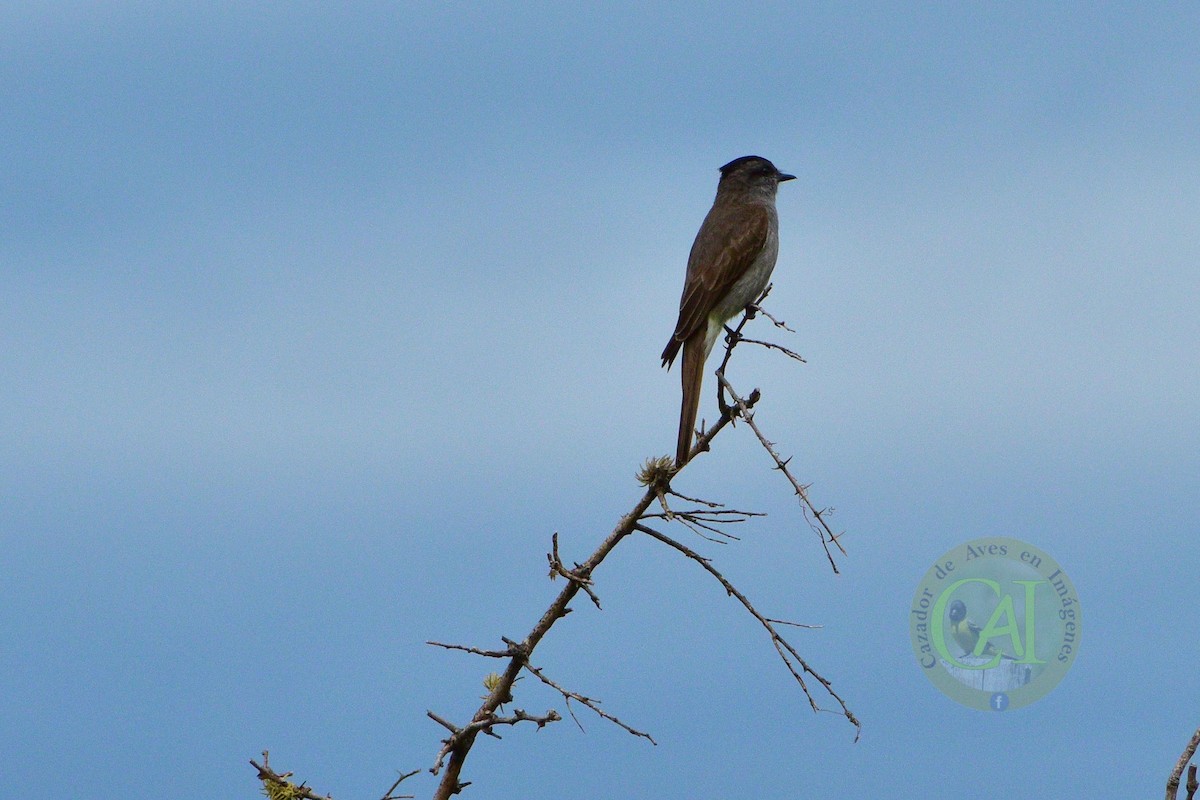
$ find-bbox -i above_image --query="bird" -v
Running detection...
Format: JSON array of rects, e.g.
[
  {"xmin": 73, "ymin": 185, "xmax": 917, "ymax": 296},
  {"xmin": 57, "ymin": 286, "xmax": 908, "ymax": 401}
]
[
  {"xmin": 947, "ymin": 599, "xmax": 1015, "ymax": 661},
  {"xmin": 661, "ymin": 155, "xmax": 796, "ymax": 467}
]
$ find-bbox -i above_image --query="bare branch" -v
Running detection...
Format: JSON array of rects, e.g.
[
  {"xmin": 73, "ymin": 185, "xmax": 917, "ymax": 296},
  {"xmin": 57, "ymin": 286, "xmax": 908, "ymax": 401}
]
[
  {"xmin": 634, "ymin": 523, "xmax": 860, "ymax": 740},
  {"xmin": 547, "ymin": 532, "xmax": 602, "ymax": 609},
  {"xmin": 665, "ymin": 488, "xmax": 726, "ymax": 507},
  {"xmin": 715, "ymin": 371, "xmax": 846, "ymax": 573},
  {"xmin": 428, "ymin": 710, "xmax": 459, "ymax": 734},
  {"xmin": 731, "ymin": 335, "xmax": 806, "ymax": 362},
  {"xmin": 426, "ymin": 472, "xmax": 678, "ymax": 799},
  {"xmin": 251, "ymin": 751, "xmax": 335, "ymax": 800},
  {"xmin": 671, "ymin": 515, "xmax": 741, "ymax": 542},
  {"xmin": 646, "ymin": 476, "xmax": 761, "ymax": 543},
  {"xmin": 766, "ymin": 617, "xmax": 824, "ymax": 630},
  {"xmin": 642, "ymin": 505, "xmax": 763, "ymax": 543},
  {"xmin": 642, "ymin": 508, "xmax": 761, "ymax": 524},
  {"xmin": 491, "ymin": 708, "xmax": 562, "ymax": 729},
  {"xmin": 426, "ymin": 641, "xmax": 514, "ymax": 658},
  {"xmin": 1168, "ymin": 726, "xmax": 1200, "ymax": 800},
  {"xmin": 429, "ymin": 707, "xmax": 562, "ymax": 777},
  {"xmin": 748, "ymin": 298, "xmax": 795, "ymax": 333},
  {"xmin": 380, "ymin": 770, "xmax": 420, "ymax": 800},
  {"xmin": 520, "ymin": 660, "xmax": 657, "ymax": 745}
]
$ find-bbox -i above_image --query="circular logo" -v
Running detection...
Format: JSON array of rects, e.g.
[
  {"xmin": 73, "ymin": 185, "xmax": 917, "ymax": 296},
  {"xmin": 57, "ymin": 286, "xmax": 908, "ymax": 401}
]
[{"xmin": 909, "ymin": 537, "xmax": 1081, "ymax": 710}]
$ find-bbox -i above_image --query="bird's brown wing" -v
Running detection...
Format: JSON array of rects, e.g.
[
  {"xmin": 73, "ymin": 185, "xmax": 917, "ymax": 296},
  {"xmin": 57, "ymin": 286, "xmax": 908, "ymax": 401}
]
[{"xmin": 661, "ymin": 203, "xmax": 770, "ymax": 366}]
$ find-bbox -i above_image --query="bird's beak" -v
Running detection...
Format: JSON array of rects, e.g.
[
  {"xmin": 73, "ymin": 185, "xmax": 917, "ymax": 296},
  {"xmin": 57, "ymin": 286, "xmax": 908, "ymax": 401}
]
[{"xmin": 777, "ymin": 172, "xmax": 797, "ymax": 182}]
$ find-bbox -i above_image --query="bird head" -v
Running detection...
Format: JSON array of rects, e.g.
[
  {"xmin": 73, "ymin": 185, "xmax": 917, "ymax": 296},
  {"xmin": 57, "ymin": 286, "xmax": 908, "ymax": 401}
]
[
  {"xmin": 948, "ymin": 599, "xmax": 967, "ymax": 623},
  {"xmin": 717, "ymin": 155, "xmax": 796, "ymax": 193}
]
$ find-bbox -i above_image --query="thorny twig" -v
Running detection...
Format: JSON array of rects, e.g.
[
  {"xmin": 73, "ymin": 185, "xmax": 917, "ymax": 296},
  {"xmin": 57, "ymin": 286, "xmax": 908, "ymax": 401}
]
[
  {"xmin": 519, "ymin": 657, "xmax": 657, "ymax": 745},
  {"xmin": 1168, "ymin": 726, "xmax": 1200, "ymax": 800},
  {"xmin": 426, "ymin": 641, "xmax": 512, "ymax": 659},
  {"xmin": 716, "ymin": 371, "xmax": 846, "ymax": 573},
  {"xmin": 634, "ymin": 523, "xmax": 859, "ymax": 739},
  {"xmin": 251, "ymin": 751, "xmax": 336, "ymax": 800},
  {"xmin": 380, "ymin": 770, "xmax": 421, "ymax": 800},
  {"xmin": 728, "ymin": 334, "xmax": 806, "ymax": 362},
  {"xmin": 547, "ymin": 532, "xmax": 602, "ymax": 609},
  {"xmin": 642, "ymin": 507, "xmax": 761, "ymax": 543},
  {"xmin": 429, "ymin": 708, "xmax": 562, "ymax": 774},
  {"xmin": 750, "ymin": 299, "xmax": 795, "ymax": 333}
]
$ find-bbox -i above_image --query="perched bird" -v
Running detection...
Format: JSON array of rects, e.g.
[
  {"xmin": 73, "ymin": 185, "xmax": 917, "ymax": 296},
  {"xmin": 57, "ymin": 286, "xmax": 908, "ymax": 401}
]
[
  {"xmin": 948, "ymin": 599, "xmax": 1015, "ymax": 661},
  {"xmin": 661, "ymin": 155, "xmax": 796, "ymax": 467}
]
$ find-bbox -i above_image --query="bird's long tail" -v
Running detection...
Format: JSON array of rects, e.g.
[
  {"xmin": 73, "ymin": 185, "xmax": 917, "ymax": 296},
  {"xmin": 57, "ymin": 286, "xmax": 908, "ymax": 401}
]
[{"xmin": 675, "ymin": 330, "xmax": 706, "ymax": 467}]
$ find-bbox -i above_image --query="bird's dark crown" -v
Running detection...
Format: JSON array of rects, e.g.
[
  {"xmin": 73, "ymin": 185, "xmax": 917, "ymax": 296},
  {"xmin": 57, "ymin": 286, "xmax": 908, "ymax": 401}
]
[
  {"xmin": 721, "ymin": 155, "xmax": 779, "ymax": 175},
  {"xmin": 718, "ymin": 155, "xmax": 794, "ymax": 184}
]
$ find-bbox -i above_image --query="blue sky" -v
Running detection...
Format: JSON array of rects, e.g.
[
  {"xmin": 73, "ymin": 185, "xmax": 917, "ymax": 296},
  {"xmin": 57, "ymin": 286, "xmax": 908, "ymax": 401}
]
[{"xmin": 3, "ymin": 3, "xmax": 1199, "ymax": 797}]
